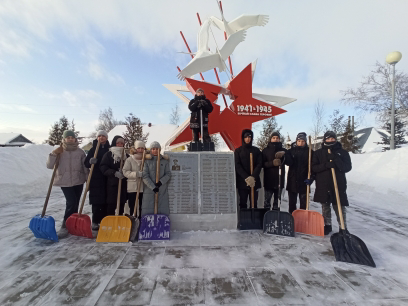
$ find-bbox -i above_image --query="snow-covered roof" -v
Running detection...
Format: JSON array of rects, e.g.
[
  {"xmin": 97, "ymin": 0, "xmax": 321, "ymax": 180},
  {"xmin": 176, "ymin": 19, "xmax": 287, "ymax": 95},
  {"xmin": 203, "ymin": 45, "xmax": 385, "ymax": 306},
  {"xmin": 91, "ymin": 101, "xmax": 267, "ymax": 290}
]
[
  {"xmin": 0, "ymin": 133, "xmax": 32, "ymax": 146},
  {"xmin": 108, "ymin": 124, "xmax": 178, "ymax": 149}
]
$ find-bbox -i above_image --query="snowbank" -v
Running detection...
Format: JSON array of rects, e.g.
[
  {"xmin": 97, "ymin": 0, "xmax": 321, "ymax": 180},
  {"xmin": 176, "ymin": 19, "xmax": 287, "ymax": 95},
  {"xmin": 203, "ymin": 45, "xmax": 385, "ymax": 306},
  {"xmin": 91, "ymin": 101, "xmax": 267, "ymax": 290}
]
[
  {"xmin": 348, "ymin": 146, "xmax": 408, "ymax": 196},
  {"xmin": 0, "ymin": 144, "xmax": 54, "ymax": 204}
]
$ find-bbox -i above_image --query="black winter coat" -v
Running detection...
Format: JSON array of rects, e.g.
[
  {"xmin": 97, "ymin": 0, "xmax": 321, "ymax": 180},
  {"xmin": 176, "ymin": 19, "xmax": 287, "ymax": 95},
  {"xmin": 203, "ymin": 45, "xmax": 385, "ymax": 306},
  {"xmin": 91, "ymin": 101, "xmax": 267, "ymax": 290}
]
[
  {"xmin": 285, "ymin": 143, "xmax": 314, "ymax": 194},
  {"xmin": 262, "ymin": 142, "xmax": 286, "ymax": 190},
  {"xmin": 234, "ymin": 129, "xmax": 262, "ymax": 190},
  {"xmin": 312, "ymin": 142, "xmax": 352, "ymax": 206},
  {"xmin": 84, "ymin": 139, "xmax": 110, "ymax": 206},
  {"xmin": 99, "ymin": 149, "xmax": 129, "ymax": 206},
  {"xmin": 189, "ymin": 95, "xmax": 213, "ymax": 129}
]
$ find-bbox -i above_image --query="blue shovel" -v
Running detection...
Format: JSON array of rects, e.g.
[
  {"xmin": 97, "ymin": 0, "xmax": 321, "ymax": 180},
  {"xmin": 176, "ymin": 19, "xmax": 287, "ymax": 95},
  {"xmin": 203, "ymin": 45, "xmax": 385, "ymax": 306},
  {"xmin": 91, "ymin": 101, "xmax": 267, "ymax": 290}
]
[{"xmin": 29, "ymin": 151, "xmax": 61, "ymax": 242}]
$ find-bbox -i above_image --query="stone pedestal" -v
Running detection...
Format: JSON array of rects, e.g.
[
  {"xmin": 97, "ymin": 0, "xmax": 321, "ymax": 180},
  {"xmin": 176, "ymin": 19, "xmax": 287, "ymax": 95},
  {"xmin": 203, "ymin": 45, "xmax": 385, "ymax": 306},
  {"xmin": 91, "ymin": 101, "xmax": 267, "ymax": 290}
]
[{"xmin": 166, "ymin": 151, "xmax": 237, "ymax": 231}]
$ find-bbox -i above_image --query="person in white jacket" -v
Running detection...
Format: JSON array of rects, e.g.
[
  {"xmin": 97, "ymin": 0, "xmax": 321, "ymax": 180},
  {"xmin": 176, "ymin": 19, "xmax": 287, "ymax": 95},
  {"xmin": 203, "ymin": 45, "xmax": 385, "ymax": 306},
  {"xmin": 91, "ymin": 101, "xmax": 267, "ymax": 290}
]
[
  {"xmin": 123, "ymin": 140, "xmax": 146, "ymax": 217},
  {"xmin": 46, "ymin": 130, "xmax": 89, "ymax": 231}
]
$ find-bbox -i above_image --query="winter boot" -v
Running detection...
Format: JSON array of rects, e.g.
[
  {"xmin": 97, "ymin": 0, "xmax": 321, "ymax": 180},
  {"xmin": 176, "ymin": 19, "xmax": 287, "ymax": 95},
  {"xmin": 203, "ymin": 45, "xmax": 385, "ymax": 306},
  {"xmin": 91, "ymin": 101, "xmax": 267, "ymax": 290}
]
[
  {"xmin": 272, "ymin": 205, "xmax": 280, "ymax": 211},
  {"xmin": 92, "ymin": 223, "xmax": 99, "ymax": 231},
  {"xmin": 324, "ymin": 225, "xmax": 332, "ymax": 235},
  {"xmin": 57, "ymin": 219, "xmax": 69, "ymax": 239}
]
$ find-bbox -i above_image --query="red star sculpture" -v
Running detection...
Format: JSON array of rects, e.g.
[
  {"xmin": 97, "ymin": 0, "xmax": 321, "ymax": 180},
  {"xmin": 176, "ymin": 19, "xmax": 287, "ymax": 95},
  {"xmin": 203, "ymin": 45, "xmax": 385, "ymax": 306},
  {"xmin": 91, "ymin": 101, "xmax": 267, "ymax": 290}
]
[{"xmin": 170, "ymin": 63, "xmax": 286, "ymax": 150}]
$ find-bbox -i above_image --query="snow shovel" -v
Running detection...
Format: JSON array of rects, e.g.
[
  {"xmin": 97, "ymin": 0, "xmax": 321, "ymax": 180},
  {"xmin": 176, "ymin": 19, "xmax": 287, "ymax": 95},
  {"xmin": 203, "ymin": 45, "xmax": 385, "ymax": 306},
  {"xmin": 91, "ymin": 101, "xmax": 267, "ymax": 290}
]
[
  {"xmin": 263, "ymin": 165, "xmax": 295, "ymax": 237},
  {"xmin": 329, "ymin": 149, "xmax": 376, "ymax": 267},
  {"xmin": 238, "ymin": 153, "xmax": 268, "ymax": 230},
  {"xmin": 139, "ymin": 149, "xmax": 171, "ymax": 240},
  {"xmin": 128, "ymin": 149, "xmax": 146, "ymax": 242},
  {"xmin": 293, "ymin": 136, "xmax": 324, "ymax": 236},
  {"xmin": 97, "ymin": 147, "xmax": 131, "ymax": 242},
  {"xmin": 66, "ymin": 141, "xmax": 101, "ymax": 239},
  {"xmin": 29, "ymin": 149, "xmax": 61, "ymax": 242}
]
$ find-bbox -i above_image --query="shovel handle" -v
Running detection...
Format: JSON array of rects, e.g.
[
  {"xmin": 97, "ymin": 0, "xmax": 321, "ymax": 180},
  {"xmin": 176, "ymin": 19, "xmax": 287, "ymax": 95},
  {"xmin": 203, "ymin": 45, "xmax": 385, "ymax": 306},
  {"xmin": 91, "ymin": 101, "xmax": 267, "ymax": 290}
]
[
  {"xmin": 42, "ymin": 148, "xmax": 62, "ymax": 217},
  {"xmin": 250, "ymin": 153, "xmax": 254, "ymax": 209},
  {"xmin": 115, "ymin": 147, "xmax": 126, "ymax": 216},
  {"xmin": 154, "ymin": 149, "xmax": 161, "ymax": 214},
  {"xmin": 306, "ymin": 135, "xmax": 312, "ymax": 210},
  {"xmin": 133, "ymin": 149, "xmax": 146, "ymax": 218},
  {"xmin": 79, "ymin": 141, "xmax": 101, "ymax": 215},
  {"xmin": 328, "ymin": 149, "xmax": 345, "ymax": 230}
]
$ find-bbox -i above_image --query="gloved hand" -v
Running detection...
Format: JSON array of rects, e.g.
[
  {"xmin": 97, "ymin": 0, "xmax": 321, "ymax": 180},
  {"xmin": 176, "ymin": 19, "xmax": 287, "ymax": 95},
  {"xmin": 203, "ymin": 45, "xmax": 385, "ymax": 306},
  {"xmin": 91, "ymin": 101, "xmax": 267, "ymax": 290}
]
[
  {"xmin": 52, "ymin": 146, "xmax": 64, "ymax": 155},
  {"xmin": 153, "ymin": 187, "xmax": 159, "ymax": 193},
  {"xmin": 304, "ymin": 179, "xmax": 314, "ymax": 185},
  {"xmin": 156, "ymin": 181, "xmax": 162, "ymax": 188},
  {"xmin": 115, "ymin": 171, "xmax": 125, "ymax": 179},
  {"xmin": 273, "ymin": 159, "xmax": 282, "ymax": 167},
  {"xmin": 245, "ymin": 176, "xmax": 256, "ymax": 188},
  {"xmin": 275, "ymin": 151, "xmax": 285, "ymax": 159},
  {"xmin": 89, "ymin": 157, "xmax": 98, "ymax": 165},
  {"xmin": 137, "ymin": 171, "xmax": 143, "ymax": 178},
  {"xmin": 325, "ymin": 161, "xmax": 335, "ymax": 169}
]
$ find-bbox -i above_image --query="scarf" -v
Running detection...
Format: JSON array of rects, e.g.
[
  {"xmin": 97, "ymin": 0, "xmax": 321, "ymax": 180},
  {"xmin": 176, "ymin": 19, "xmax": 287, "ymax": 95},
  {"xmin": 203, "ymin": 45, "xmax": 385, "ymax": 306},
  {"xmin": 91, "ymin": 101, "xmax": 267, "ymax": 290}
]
[
  {"xmin": 109, "ymin": 147, "xmax": 124, "ymax": 164},
  {"xmin": 62, "ymin": 140, "xmax": 79, "ymax": 151},
  {"xmin": 132, "ymin": 152, "xmax": 143, "ymax": 161}
]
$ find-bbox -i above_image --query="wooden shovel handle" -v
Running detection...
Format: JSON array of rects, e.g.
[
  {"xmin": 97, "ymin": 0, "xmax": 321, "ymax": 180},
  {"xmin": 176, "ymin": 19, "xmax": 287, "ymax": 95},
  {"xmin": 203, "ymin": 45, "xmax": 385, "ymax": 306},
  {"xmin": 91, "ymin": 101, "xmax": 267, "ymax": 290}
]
[
  {"xmin": 42, "ymin": 147, "xmax": 62, "ymax": 217},
  {"xmin": 154, "ymin": 149, "xmax": 161, "ymax": 214},
  {"xmin": 250, "ymin": 153, "xmax": 254, "ymax": 209},
  {"xmin": 115, "ymin": 147, "xmax": 125, "ymax": 216},
  {"xmin": 328, "ymin": 148, "xmax": 345, "ymax": 230},
  {"xmin": 79, "ymin": 141, "xmax": 101, "ymax": 215},
  {"xmin": 133, "ymin": 149, "xmax": 146, "ymax": 218},
  {"xmin": 306, "ymin": 135, "xmax": 312, "ymax": 210}
]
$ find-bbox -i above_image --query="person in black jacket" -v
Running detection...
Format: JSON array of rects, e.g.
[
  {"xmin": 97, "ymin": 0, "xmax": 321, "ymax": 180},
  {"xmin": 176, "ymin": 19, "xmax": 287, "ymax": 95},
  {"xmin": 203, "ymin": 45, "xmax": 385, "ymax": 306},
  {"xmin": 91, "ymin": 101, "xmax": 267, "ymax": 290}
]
[
  {"xmin": 100, "ymin": 135, "xmax": 129, "ymax": 216},
  {"xmin": 188, "ymin": 88, "xmax": 213, "ymax": 142},
  {"xmin": 262, "ymin": 132, "xmax": 286, "ymax": 210},
  {"xmin": 285, "ymin": 132, "xmax": 314, "ymax": 214},
  {"xmin": 84, "ymin": 130, "xmax": 110, "ymax": 230},
  {"xmin": 312, "ymin": 131, "xmax": 352, "ymax": 235},
  {"xmin": 234, "ymin": 129, "xmax": 262, "ymax": 209}
]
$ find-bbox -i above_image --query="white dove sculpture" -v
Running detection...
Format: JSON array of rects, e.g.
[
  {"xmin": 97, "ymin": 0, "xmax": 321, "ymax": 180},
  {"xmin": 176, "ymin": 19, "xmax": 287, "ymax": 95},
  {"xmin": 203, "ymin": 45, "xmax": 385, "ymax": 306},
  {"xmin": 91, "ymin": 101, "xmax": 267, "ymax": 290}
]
[{"xmin": 177, "ymin": 19, "xmax": 246, "ymax": 80}]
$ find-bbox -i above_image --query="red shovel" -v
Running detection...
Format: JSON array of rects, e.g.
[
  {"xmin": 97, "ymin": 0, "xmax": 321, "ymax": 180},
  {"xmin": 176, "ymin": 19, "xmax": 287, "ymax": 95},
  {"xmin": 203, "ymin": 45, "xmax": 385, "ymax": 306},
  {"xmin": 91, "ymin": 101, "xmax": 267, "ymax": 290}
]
[{"xmin": 66, "ymin": 140, "xmax": 101, "ymax": 238}]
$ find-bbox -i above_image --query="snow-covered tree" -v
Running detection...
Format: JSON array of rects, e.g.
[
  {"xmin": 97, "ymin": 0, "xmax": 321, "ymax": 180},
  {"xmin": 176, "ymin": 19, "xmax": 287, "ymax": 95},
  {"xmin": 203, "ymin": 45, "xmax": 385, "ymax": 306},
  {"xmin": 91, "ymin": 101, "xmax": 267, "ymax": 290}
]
[
  {"xmin": 169, "ymin": 104, "xmax": 181, "ymax": 125},
  {"xmin": 256, "ymin": 117, "xmax": 284, "ymax": 151},
  {"xmin": 122, "ymin": 113, "xmax": 149, "ymax": 148},
  {"xmin": 45, "ymin": 116, "xmax": 79, "ymax": 145},
  {"xmin": 324, "ymin": 109, "xmax": 347, "ymax": 136},
  {"xmin": 379, "ymin": 108, "xmax": 407, "ymax": 150},
  {"xmin": 91, "ymin": 107, "xmax": 124, "ymax": 137}
]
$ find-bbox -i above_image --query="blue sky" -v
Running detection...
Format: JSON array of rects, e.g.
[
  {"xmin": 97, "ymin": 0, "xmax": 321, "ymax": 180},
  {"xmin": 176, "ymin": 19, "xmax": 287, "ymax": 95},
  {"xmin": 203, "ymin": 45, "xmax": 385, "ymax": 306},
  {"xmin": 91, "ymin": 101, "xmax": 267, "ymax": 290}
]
[{"xmin": 1, "ymin": 0, "xmax": 407, "ymax": 143}]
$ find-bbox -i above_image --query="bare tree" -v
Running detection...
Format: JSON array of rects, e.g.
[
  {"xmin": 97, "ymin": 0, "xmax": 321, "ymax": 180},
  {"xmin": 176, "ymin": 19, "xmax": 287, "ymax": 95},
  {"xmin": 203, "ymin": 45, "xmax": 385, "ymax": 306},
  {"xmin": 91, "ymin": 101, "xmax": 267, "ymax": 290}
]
[
  {"xmin": 91, "ymin": 107, "xmax": 125, "ymax": 137},
  {"xmin": 341, "ymin": 61, "xmax": 408, "ymax": 122},
  {"xmin": 310, "ymin": 100, "xmax": 326, "ymax": 149},
  {"xmin": 169, "ymin": 104, "xmax": 181, "ymax": 125}
]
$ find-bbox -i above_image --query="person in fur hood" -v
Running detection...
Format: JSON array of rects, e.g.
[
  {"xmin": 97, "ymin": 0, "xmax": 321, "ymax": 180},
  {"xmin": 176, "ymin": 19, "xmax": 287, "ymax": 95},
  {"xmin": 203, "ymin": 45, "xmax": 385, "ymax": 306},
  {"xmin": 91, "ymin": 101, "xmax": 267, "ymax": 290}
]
[
  {"xmin": 99, "ymin": 135, "xmax": 129, "ymax": 217},
  {"xmin": 47, "ymin": 130, "xmax": 89, "ymax": 235},
  {"xmin": 188, "ymin": 88, "xmax": 213, "ymax": 143},
  {"xmin": 142, "ymin": 141, "xmax": 171, "ymax": 216},
  {"xmin": 123, "ymin": 140, "xmax": 147, "ymax": 217},
  {"xmin": 312, "ymin": 131, "xmax": 352, "ymax": 235}
]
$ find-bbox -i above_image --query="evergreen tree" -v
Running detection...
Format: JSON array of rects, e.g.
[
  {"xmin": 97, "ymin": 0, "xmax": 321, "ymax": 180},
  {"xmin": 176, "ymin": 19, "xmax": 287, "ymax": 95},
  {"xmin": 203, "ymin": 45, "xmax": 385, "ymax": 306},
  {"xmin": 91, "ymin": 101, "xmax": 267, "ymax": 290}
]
[
  {"xmin": 256, "ymin": 117, "xmax": 284, "ymax": 150},
  {"xmin": 324, "ymin": 109, "xmax": 348, "ymax": 135},
  {"xmin": 122, "ymin": 113, "xmax": 149, "ymax": 148},
  {"xmin": 46, "ymin": 116, "xmax": 79, "ymax": 145},
  {"xmin": 340, "ymin": 123, "xmax": 360, "ymax": 153},
  {"xmin": 379, "ymin": 108, "xmax": 407, "ymax": 150}
]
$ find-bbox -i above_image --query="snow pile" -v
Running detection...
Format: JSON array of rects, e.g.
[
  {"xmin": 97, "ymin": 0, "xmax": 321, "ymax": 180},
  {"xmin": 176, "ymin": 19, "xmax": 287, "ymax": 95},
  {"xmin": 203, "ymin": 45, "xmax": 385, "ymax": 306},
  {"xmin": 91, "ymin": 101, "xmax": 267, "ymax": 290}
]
[
  {"xmin": 349, "ymin": 146, "xmax": 408, "ymax": 196},
  {"xmin": 0, "ymin": 144, "xmax": 54, "ymax": 204}
]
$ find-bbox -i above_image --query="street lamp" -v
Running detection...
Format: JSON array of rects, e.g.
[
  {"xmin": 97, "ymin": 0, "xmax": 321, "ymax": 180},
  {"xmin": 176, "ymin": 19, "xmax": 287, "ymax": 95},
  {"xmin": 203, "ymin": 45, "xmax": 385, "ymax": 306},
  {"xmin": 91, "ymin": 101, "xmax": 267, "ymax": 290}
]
[{"xmin": 386, "ymin": 51, "xmax": 402, "ymax": 150}]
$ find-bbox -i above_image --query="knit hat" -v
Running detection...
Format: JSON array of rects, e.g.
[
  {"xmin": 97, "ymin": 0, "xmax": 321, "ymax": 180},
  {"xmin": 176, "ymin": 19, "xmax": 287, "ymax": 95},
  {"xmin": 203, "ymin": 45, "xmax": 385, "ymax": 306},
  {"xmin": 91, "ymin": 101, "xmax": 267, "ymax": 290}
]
[
  {"xmin": 97, "ymin": 130, "xmax": 108, "ymax": 138},
  {"xmin": 62, "ymin": 130, "xmax": 76, "ymax": 139},
  {"xmin": 271, "ymin": 131, "xmax": 281, "ymax": 139},
  {"xmin": 196, "ymin": 88, "xmax": 204, "ymax": 93},
  {"xmin": 296, "ymin": 132, "xmax": 307, "ymax": 143},
  {"xmin": 111, "ymin": 135, "xmax": 124, "ymax": 147},
  {"xmin": 243, "ymin": 132, "xmax": 252, "ymax": 138},
  {"xmin": 134, "ymin": 140, "xmax": 146, "ymax": 149},
  {"xmin": 150, "ymin": 141, "xmax": 161, "ymax": 149},
  {"xmin": 323, "ymin": 131, "xmax": 337, "ymax": 141}
]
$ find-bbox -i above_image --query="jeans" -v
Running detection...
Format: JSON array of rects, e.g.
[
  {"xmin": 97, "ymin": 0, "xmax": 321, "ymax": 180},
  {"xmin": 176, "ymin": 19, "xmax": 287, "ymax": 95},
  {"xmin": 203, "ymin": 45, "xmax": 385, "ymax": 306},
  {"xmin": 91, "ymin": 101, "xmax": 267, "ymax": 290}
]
[
  {"xmin": 127, "ymin": 192, "xmax": 143, "ymax": 217},
  {"xmin": 192, "ymin": 127, "xmax": 211, "ymax": 142},
  {"xmin": 238, "ymin": 188, "xmax": 259, "ymax": 209},
  {"xmin": 288, "ymin": 192, "xmax": 307, "ymax": 214},
  {"xmin": 264, "ymin": 188, "xmax": 282, "ymax": 209},
  {"xmin": 61, "ymin": 184, "xmax": 84, "ymax": 221}
]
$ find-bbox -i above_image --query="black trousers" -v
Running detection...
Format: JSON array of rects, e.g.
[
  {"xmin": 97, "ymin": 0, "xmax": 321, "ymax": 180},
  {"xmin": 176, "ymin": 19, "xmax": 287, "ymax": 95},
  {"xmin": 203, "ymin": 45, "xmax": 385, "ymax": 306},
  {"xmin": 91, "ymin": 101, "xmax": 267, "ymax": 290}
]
[
  {"xmin": 192, "ymin": 127, "xmax": 211, "ymax": 142},
  {"xmin": 264, "ymin": 188, "xmax": 282, "ymax": 209},
  {"xmin": 238, "ymin": 188, "xmax": 259, "ymax": 209},
  {"xmin": 92, "ymin": 205, "xmax": 107, "ymax": 224},
  {"xmin": 288, "ymin": 191, "xmax": 307, "ymax": 214},
  {"xmin": 61, "ymin": 184, "xmax": 84, "ymax": 221},
  {"xmin": 127, "ymin": 192, "xmax": 143, "ymax": 217}
]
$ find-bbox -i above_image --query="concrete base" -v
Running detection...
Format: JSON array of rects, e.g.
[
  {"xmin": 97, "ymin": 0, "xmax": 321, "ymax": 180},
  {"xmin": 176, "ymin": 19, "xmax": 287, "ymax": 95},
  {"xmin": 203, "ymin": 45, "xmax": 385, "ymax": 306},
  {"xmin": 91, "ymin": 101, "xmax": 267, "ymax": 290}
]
[{"xmin": 169, "ymin": 213, "xmax": 237, "ymax": 231}]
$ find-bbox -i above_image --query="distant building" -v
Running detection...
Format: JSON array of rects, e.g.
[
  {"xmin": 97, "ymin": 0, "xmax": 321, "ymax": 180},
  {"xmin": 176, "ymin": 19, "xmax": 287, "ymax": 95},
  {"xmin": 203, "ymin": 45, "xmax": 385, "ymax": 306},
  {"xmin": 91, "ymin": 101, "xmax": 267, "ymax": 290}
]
[{"xmin": 0, "ymin": 133, "xmax": 33, "ymax": 147}]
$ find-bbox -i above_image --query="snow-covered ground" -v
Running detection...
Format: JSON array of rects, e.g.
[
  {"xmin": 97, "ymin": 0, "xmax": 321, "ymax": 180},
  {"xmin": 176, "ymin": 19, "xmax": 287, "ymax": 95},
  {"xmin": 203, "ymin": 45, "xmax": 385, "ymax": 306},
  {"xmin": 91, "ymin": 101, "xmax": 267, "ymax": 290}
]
[{"xmin": 0, "ymin": 144, "xmax": 408, "ymax": 305}]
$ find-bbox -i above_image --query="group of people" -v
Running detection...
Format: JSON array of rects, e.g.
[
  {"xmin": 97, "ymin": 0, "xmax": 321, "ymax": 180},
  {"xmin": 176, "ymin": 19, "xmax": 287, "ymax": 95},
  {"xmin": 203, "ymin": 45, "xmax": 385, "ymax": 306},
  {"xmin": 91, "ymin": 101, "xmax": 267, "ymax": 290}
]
[
  {"xmin": 235, "ymin": 129, "xmax": 352, "ymax": 235},
  {"xmin": 46, "ymin": 130, "xmax": 171, "ymax": 235}
]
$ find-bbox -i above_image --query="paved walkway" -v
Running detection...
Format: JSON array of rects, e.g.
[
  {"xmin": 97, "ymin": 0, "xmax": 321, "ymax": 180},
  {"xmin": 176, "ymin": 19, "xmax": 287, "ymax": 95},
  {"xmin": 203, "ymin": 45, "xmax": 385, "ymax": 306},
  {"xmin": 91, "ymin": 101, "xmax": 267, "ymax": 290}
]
[{"xmin": 0, "ymin": 189, "xmax": 408, "ymax": 305}]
